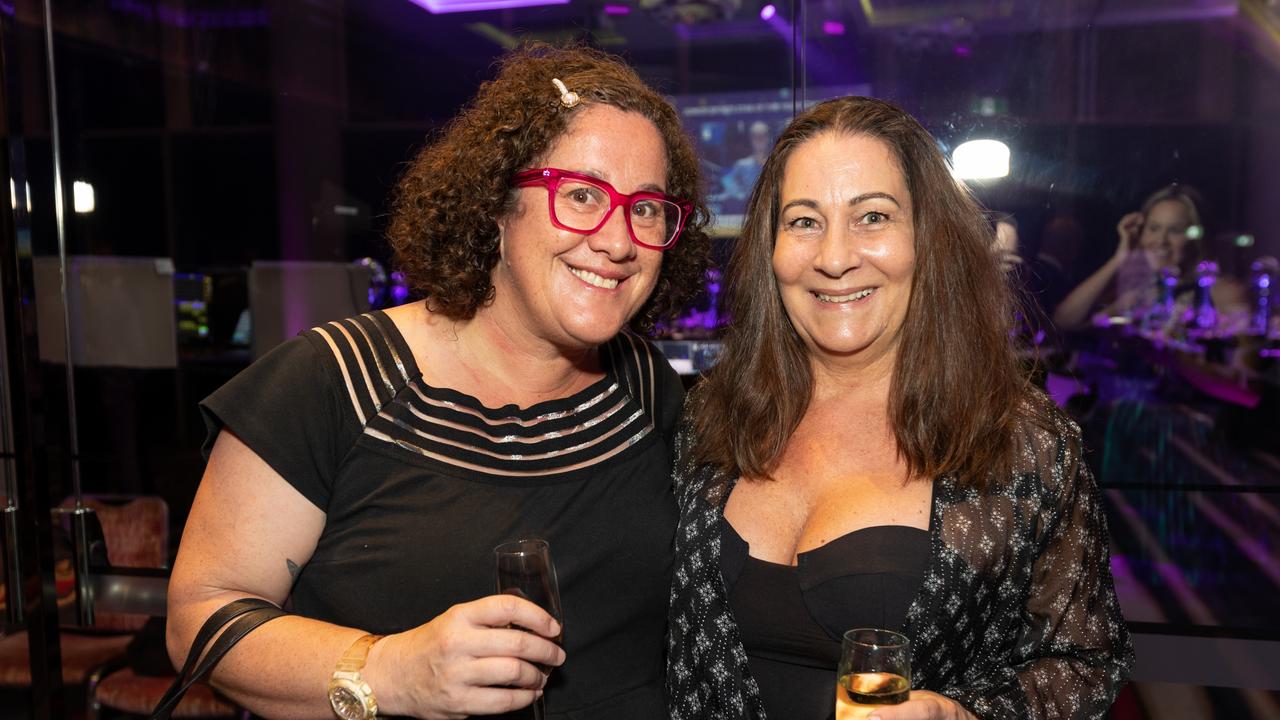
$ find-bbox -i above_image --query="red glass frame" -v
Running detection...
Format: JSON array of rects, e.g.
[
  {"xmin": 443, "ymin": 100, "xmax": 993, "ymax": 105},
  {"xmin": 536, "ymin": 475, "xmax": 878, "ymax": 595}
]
[{"xmin": 511, "ymin": 167, "xmax": 692, "ymax": 250}]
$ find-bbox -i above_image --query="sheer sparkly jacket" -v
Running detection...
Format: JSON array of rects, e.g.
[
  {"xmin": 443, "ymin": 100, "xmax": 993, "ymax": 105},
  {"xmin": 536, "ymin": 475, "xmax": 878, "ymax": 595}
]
[{"xmin": 666, "ymin": 405, "xmax": 1134, "ymax": 720}]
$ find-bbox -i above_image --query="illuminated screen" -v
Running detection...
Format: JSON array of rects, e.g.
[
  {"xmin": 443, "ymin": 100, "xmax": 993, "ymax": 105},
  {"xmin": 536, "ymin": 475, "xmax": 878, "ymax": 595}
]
[{"xmin": 670, "ymin": 84, "xmax": 872, "ymax": 236}]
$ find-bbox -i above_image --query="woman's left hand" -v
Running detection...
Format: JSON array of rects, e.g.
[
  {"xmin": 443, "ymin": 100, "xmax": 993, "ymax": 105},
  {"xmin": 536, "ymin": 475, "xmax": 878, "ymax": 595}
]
[{"xmin": 866, "ymin": 690, "xmax": 978, "ymax": 720}]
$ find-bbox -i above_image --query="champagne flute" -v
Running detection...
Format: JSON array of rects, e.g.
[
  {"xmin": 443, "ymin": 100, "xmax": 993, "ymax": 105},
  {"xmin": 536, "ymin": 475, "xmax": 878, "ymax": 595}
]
[
  {"xmin": 835, "ymin": 628, "xmax": 911, "ymax": 720},
  {"xmin": 494, "ymin": 538, "xmax": 562, "ymax": 720}
]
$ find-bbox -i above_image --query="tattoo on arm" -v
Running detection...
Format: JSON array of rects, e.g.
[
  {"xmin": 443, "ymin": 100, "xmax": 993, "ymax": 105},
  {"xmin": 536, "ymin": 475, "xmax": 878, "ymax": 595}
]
[{"xmin": 286, "ymin": 559, "xmax": 301, "ymax": 583}]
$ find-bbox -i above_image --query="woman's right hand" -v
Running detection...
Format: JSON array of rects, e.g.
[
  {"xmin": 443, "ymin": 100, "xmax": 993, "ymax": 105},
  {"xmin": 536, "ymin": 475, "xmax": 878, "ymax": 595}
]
[
  {"xmin": 1113, "ymin": 211, "xmax": 1144, "ymax": 260},
  {"xmin": 366, "ymin": 593, "xmax": 565, "ymax": 720}
]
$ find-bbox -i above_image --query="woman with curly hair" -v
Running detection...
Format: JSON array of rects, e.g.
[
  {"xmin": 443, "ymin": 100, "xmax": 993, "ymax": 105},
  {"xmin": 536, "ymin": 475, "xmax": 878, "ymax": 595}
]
[
  {"xmin": 666, "ymin": 96, "xmax": 1131, "ymax": 720},
  {"xmin": 168, "ymin": 44, "xmax": 711, "ymax": 719}
]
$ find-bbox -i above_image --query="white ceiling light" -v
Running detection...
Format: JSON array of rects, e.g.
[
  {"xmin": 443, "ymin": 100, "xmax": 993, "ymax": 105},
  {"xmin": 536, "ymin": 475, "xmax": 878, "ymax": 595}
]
[
  {"xmin": 73, "ymin": 180, "xmax": 96, "ymax": 214},
  {"xmin": 952, "ymin": 139, "xmax": 1010, "ymax": 180}
]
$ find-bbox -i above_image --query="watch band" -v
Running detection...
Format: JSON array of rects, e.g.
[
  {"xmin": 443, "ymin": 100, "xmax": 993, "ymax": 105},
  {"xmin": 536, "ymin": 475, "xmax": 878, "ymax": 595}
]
[
  {"xmin": 335, "ymin": 634, "xmax": 383, "ymax": 673},
  {"xmin": 328, "ymin": 634, "xmax": 385, "ymax": 720}
]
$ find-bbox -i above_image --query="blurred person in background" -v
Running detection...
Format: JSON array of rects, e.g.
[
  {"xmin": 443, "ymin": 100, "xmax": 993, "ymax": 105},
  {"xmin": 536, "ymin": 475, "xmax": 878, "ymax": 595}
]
[
  {"xmin": 718, "ymin": 120, "xmax": 774, "ymax": 202},
  {"xmin": 1053, "ymin": 184, "xmax": 1246, "ymax": 332}
]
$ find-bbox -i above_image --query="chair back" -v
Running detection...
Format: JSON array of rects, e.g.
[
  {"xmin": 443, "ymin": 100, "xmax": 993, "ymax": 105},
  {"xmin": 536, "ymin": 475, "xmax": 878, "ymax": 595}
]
[{"xmin": 57, "ymin": 496, "xmax": 169, "ymax": 631}]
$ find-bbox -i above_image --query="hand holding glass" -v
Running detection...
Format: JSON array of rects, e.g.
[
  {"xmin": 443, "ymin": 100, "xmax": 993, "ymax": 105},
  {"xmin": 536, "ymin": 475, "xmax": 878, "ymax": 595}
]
[
  {"xmin": 835, "ymin": 629, "xmax": 911, "ymax": 720},
  {"xmin": 495, "ymin": 538, "xmax": 562, "ymax": 720}
]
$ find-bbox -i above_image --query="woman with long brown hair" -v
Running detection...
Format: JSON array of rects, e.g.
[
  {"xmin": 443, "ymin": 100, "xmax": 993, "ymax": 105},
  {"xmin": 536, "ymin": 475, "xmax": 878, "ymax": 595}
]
[{"xmin": 666, "ymin": 96, "xmax": 1132, "ymax": 720}]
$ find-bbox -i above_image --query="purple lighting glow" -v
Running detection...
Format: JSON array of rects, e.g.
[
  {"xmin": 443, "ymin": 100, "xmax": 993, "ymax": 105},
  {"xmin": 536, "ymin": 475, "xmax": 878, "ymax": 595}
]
[
  {"xmin": 603, "ymin": 4, "xmax": 630, "ymax": 14},
  {"xmin": 110, "ymin": 0, "xmax": 267, "ymax": 27},
  {"xmin": 822, "ymin": 20, "xmax": 845, "ymax": 35},
  {"xmin": 406, "ymin": 0, "xmax": 569, "ymax": 14},
  {"xmin": 759, "ymin": 3, "xmax": 776, "ymax": 20}
]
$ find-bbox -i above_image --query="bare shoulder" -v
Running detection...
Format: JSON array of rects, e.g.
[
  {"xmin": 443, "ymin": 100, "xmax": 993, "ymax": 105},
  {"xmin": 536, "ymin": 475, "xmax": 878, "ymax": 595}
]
[
  {"xmin": 382, "ymin": 301, "xmax": 433, "ymax": 345},
  {"xmin": 382, "ymin": 301, "xmax": 453, "ymax": 371}
]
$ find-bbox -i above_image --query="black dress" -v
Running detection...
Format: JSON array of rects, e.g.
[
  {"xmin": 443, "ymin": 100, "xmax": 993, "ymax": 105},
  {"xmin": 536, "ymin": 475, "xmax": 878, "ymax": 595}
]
[
  {"xmin": 201, "ymin": 311, "xmax": 682, "ymax": 719},
  {"xmin": 721, "ymin": 522, "xmax": 929, "ymax": 720}
]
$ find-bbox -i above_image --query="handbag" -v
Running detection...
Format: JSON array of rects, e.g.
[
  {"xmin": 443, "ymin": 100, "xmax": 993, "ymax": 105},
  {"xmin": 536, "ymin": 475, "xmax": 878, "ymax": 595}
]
[{"xmin": 150, "ymin": 597, "xmax": 288, "ymax": 720}]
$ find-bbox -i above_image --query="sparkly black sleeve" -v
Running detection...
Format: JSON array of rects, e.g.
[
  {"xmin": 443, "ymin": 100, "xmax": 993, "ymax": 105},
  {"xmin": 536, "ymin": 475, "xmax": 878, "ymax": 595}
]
[
  {"xmin": 944, "ymin": 428, "xmax": 1135, "ymax": 720},
  {"xmin": 666, "ymin": 404, "xmax": 767, "ymax": 720}
]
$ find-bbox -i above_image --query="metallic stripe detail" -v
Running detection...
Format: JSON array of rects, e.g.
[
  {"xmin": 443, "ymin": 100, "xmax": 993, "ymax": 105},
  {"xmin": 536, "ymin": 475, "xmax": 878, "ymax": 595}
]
[
  {"xmin": 367, "ymin": 311, "xmax": 410, "ymax": 383},
  {"xmin": 398, "ymin": 396, "xmax": 631, "ymax": 444},
  {"xmin": 348, "ymin": 316, "xmax": 395, "ymax": 396},
  {"xmin": 363, "ymin": 420, "xmax": 652, "ymax": 477},
  {"xmin": 327, "ymin": 321, "xmax": 381, "ymax": 414},
  {"xmin": 407, "ymin": 380, "xmax": 617, "ymax": 427},
  {"xmin": 377, "ymin": 407, "xmax": 646, "ymax": 462},
  {"xmin": 314, "ymin": 326, "xmax": 366, "ymax": 426},
  {"xmin": 621, "ymin": 333, "xmax": 654, "ymax": 415},
  {"xmin": 645, "ymin": 340, "xmax": 655, "ymax": 415}
]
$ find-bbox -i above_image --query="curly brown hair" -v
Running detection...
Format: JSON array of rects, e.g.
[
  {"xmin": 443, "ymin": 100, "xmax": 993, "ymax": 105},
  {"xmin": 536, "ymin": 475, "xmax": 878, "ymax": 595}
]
[{"xmin": 387, "ymin": 43, "xmax": 712, "ymax": 333}]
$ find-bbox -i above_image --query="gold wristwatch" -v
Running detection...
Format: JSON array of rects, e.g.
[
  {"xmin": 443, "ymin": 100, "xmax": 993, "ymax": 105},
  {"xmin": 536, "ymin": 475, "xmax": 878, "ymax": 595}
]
[{"xmin": 327, "ymin": 634, "xmax": 384, "ymax": 720}]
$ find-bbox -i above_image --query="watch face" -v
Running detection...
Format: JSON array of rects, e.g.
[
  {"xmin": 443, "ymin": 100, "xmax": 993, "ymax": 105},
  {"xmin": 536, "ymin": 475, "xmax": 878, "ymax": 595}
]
[{"xmin": 329, "ymin": 686, "xmax": 365, "ymax": 720}]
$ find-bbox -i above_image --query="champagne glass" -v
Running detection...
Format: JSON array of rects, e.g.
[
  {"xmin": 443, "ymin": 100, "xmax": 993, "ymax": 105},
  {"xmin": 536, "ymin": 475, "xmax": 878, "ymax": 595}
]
[
  {"xmin": 835, "ymin": 628, "xmax": 911, "ymax": 720},
  {"xmin": 494, "ymin": 538, "xmax": 562, "ymax": 720}
]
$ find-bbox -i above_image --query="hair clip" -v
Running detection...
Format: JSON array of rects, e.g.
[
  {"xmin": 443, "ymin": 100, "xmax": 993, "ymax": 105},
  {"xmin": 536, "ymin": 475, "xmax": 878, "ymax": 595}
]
[{"xmin": 551, "ymin": 78, "xmax": 580, "ymax": 108}]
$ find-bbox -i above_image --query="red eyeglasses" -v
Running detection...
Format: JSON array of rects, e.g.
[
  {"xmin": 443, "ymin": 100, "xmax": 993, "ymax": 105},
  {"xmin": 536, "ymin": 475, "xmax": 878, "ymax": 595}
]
[{"xmin": 511, "ymin": 168, "xmax": 692, "ymax": 250}]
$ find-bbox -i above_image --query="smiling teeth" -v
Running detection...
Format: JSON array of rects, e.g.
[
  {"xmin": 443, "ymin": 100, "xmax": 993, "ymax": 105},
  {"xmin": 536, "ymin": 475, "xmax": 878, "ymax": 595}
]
[
  {"xmin": 569, "ymin": 267, "xmax": 619, "ymax": 289},
  {"xmin": 817, "ymin": 288, "xmax": 874, "ymax": 303}
]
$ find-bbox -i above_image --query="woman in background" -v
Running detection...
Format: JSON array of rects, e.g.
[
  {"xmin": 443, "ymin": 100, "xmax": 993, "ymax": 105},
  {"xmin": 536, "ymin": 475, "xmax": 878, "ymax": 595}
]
[{"xmin": 1054, "ymin": 184, "xmax": 1201, "ymax": 329}]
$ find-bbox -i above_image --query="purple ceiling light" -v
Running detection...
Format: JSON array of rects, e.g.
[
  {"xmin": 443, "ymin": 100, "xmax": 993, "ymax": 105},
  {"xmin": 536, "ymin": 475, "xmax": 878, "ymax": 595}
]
[
  {"xmin": 822, "ymin": 20, "xmax": 845, "ymax": 35},
  {"xmin": 406, "ymin": 0, "xmax": 569, "ymax": 14},
  {"xmin": 759, "ymin": 3, "xmax": 776, "ymax": 20},
  {"xmin": 603, "ymin": 4, "xmax": 630, "ymax": 15}
]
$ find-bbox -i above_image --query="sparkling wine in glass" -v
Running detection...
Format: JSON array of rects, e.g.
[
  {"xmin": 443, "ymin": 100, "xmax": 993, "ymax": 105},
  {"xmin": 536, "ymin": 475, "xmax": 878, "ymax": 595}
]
[
  {"xmin": 494, "ymin": 538, "xmax": 562, "ymax": 720},
  {"xmin": 835, "ymin": 628, "xmax": 911, "ymax": 720}
]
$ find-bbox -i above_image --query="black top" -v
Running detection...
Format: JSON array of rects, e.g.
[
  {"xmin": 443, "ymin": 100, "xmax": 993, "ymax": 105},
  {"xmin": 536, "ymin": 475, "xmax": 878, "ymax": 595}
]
[
  {"xmin": 200, "ymin": 311, "xmax": 683, "ymax": 719},
  {"xmin": 668, "ymin": 388, "xmax": 1135, "ymax": 720},
  {"xmin": 721, "ymin": 523, "xmax": 929, "ymax": 720}
]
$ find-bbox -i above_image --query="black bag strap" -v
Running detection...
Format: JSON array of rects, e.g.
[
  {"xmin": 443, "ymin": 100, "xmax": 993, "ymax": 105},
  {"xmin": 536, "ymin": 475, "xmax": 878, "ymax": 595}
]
[{"xmin": 150, "ymin": 598, "xmax": 287, "ymax": 720}]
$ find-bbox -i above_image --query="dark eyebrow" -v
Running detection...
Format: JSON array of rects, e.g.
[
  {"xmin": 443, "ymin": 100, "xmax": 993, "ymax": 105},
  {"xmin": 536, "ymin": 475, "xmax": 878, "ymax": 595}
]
[
  {"xmin": 575, "ymin": 168, "xmax": 665, "ymax": 195},
  {"xmin": 849, "ymin": 192, "xmax": 902, "ymax": 208},
  {"xmin": 780, "ymin": 199, "xmax": 819, "ymax": 213},
  {"xmin": 780, "ymin": 193, "xmax": 903, "ymax": 213}
]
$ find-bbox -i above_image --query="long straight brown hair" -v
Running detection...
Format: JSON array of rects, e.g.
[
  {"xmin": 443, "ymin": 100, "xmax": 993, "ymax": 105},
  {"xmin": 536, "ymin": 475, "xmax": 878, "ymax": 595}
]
[{"xmin": 693, "ymin": 96, "xmax": 1049, "ymax": 491}]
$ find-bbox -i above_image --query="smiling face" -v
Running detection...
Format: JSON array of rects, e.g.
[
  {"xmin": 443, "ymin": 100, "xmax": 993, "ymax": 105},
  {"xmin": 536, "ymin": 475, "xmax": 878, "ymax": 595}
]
[
  {"xmin": 1140, "ymin": 198, "xmax": 1194, "ymax": 271},
  {"xmin": 772, "ymin": 132, "xmax": 916, "ymax": 369},
  {"xmin": 491, "ymin": 104, "xmax": 667, "ymax": 351}
]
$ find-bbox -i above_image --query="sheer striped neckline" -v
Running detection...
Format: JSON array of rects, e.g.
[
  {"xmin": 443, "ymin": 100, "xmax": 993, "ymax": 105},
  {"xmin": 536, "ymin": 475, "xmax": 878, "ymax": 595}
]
[
  {"xmin": 310, "ymin": 312, "xmax": 659, "ymax": 479},
  {"xmin": 371, "ymin": 310, "xmax": 619, "ymax": 419}
]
